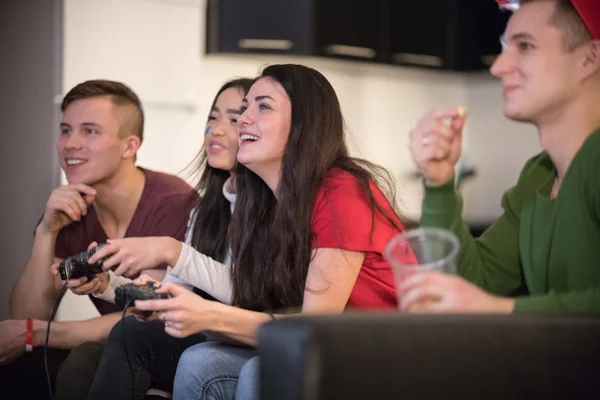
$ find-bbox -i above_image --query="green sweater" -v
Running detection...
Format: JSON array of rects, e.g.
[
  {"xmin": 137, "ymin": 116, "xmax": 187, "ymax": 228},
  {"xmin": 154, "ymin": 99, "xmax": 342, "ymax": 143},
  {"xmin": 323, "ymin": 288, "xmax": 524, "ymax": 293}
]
[{"xmin": 421, "ymin": 127, "xmax": 600, "ymax": 314}]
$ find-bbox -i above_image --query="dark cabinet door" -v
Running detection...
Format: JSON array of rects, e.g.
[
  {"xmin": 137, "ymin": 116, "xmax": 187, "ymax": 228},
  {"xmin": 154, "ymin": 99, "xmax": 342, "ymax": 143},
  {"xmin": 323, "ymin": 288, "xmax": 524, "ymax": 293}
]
[
  {"xmin": 205, "ymin": 0, "xmax": 511, "ymax": 71},
  {"xmin": 206, "ymin": 0, "xmax": 315, "ymax": 55},
  {"xmin": 389, "ymin": 0, "xmax": 451, "ymax": 69},
  {"xmin": 314, "ymin": 0, "xmax": 387, "ymax": 63},
  {"xmin": 388, "ymin": 0, "xmax": 509, "ymax": 70},
  {"xmin": 471, "ymin": 2, "xmax": 511, "ymax": 69}
]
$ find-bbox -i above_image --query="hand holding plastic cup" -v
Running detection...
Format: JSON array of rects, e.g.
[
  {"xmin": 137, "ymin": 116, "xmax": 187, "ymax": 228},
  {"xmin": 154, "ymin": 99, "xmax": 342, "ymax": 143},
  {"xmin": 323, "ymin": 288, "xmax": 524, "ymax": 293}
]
[{"xmin": 384, "ymin": 227, "xmax": 460, "ymax": 312}]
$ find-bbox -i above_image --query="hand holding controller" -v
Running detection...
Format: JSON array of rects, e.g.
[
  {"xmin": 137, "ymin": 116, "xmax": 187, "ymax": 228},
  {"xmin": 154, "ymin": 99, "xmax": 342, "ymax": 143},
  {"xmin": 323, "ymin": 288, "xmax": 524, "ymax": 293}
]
[
  {"xmin": 58, "ymin": 243, "xmax": 108, "ymax": 281},
  {"xmin": 115, "ymin": 282, "xmax": 171, "ymax": 317}
]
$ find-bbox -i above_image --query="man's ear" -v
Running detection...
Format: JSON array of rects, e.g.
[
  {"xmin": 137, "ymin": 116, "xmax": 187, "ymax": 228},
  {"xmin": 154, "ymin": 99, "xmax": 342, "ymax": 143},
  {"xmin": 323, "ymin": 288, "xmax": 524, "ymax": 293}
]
[
  {"xmin": 121, "ymin": 135, "xmax": 141, "ymax": 160},
  {"xmin": 580, "ymin": 40, "xmax": 600, "ymax": 79}
]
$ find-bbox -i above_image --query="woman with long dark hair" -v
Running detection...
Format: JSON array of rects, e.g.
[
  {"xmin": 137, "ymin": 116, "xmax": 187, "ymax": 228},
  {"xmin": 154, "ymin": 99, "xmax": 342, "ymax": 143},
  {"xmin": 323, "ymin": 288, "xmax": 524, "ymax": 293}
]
[
  {"xmin": 135, "ymin": 64, "xmax": 413, "ymax": 399},
  {"xmin": 73, "ymin": 77, "xmax": 255, "ymax": 400}
]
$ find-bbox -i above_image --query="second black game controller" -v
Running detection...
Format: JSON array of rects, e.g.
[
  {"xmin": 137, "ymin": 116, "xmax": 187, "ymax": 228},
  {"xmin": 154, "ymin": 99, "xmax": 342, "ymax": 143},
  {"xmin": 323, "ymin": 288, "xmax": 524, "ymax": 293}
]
[{"xmin": 115, "ymin": 282, "xmax": 170, "ymax": 316}]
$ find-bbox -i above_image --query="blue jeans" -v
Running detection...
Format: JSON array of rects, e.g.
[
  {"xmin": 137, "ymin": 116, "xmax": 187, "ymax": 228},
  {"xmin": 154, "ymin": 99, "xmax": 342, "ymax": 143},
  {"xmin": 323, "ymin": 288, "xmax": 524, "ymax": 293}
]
[{"xmin": 173, "ymin": 342, "xmax": 259, "ymax": 400}]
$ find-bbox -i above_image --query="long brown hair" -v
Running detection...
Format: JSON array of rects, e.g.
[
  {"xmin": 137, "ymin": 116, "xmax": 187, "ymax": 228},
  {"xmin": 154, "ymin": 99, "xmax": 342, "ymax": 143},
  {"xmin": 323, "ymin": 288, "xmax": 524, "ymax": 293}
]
[{"xmin": 229, "ymin": 64, "xmax": 404, "ymax": 311}]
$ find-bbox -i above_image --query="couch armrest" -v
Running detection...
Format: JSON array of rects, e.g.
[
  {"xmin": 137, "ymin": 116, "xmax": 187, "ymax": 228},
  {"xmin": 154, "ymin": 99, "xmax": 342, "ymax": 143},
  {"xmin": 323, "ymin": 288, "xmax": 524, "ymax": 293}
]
[{"xmin": 258, "ymin": 313, "xmax": 600, "ymax": 400}]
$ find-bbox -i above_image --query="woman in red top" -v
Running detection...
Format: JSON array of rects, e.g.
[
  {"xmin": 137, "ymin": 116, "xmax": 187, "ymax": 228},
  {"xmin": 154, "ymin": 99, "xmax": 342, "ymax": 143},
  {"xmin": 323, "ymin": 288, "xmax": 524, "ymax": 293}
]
[{"xmin": 136, "ymin": 64, "xmax": 410, "ymax": 399}]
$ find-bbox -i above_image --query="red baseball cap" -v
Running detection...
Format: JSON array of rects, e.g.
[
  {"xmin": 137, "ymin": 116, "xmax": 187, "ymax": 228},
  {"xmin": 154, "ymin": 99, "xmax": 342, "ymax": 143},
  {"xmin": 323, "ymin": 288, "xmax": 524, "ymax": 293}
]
[{"xmin": 495, "ymin": 0, "xmax": 600, "ymax": 39}]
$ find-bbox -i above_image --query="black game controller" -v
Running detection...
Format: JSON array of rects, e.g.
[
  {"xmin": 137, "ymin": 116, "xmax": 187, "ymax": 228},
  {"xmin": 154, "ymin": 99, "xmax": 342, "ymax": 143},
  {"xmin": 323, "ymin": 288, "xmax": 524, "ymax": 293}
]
[
  {"xmin": 115, "ymin": 282, "xmax": 170, "ymax": 316},
  {"xmin": 59, "ymin": 244, "xmax": 107, "ymax": 281}
]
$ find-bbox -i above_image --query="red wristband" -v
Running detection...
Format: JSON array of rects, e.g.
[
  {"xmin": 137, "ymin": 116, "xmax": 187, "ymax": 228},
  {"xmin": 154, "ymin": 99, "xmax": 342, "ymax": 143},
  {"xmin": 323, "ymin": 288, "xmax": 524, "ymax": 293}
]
[{"xmin": 25, "ymin": 318, "xmax": 33, "ymax": 352}]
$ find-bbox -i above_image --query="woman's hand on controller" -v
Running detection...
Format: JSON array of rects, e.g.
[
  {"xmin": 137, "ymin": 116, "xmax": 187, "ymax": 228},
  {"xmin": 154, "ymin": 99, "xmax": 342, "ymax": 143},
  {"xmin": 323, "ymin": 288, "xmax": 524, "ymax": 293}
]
[
  {"xmin": 88, "ymin": 237, "xmax": 182, "ymax": 278},
  {"xmin": 129, "ymin": 275, "xmax": 162, "ymax": 321},
  {"xmin": 135, "ymin": 283, "xmax": 218, "ymax": 338}
]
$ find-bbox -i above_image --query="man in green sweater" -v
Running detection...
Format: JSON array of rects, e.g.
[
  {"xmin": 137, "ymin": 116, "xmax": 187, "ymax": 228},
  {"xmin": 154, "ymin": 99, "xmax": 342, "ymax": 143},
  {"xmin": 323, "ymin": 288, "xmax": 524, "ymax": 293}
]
[{"xmin": 399, "ymin": 0, "xmax": 600, "ymax": 314}]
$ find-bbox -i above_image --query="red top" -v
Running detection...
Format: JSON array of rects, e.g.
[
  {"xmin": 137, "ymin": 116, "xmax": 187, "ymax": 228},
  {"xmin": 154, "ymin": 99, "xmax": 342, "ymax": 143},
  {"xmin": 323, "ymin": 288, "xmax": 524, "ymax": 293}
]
[
  {"xmin": 53, "ymin": 168, "xmax": 198, "ymax": 314},
  {"xmin": 311, "ymin": 168, "xmax": 406, "ymax": 310}
]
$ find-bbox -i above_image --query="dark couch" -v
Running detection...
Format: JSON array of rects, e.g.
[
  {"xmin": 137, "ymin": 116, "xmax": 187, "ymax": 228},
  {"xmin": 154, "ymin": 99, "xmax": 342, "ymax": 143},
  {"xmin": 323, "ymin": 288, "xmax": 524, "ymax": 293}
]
[{"xmin": 258, "ymin": 313, "xmax": 600, "ymax": 399}]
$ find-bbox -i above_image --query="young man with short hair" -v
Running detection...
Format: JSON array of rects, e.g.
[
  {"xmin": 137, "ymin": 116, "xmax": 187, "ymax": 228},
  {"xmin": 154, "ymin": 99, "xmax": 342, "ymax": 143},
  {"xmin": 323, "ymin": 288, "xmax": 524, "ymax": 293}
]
[
  {"xmin": 0, "ymin": 80, "xmax": 197, "ymax": 398},
  {"xmin": 403, "ymin": 0, "xmax": 600, "ymax": 314}
]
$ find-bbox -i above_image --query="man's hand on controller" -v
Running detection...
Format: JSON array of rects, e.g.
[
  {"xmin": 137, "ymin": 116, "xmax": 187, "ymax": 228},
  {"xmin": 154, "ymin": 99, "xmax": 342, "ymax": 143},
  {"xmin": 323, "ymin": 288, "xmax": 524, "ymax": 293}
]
[
  {"xmin": 37, "ymin": 184, "xmax": 96, "ymax": 234},
  {"xmin": 50, "ymin": 241, "xmax": 109, "ymax": 295}
]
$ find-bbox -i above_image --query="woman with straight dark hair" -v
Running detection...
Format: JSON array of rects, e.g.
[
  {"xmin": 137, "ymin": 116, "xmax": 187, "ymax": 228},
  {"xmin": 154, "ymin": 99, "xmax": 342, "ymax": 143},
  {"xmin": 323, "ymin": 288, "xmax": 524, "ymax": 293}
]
[
  {"xmin": 135, "ymin": 64, "xmax": 413, "ymax": 399},
  {"xmin": 65, "ymin": 77, "xmax": 255, "ymax": 400}
]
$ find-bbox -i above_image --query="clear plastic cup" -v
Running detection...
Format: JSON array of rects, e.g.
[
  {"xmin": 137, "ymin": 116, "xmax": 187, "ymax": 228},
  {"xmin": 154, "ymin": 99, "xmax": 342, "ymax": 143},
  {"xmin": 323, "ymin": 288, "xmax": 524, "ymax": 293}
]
[{"xmin": 384, "ymin": 227, "xmax": 460, "ymax": 310}]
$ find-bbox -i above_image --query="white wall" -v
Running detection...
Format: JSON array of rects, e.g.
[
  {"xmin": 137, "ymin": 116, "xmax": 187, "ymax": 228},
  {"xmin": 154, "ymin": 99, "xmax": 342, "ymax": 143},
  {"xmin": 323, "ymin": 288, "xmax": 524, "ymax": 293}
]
[
  {"xmin": 62, "ymin": 0, "xmax": 541, "ymax": 222},
  {"xmin": 461, "ymin": 74, "xmax": 540, "ymax": 222}
]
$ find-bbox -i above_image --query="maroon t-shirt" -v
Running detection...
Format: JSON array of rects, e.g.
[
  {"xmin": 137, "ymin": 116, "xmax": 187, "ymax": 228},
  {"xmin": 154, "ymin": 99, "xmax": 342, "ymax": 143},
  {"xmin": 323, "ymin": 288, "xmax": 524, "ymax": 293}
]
[{"xmin": 53, "ymin": 168, "xmax": 197, "ymax": 315}]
